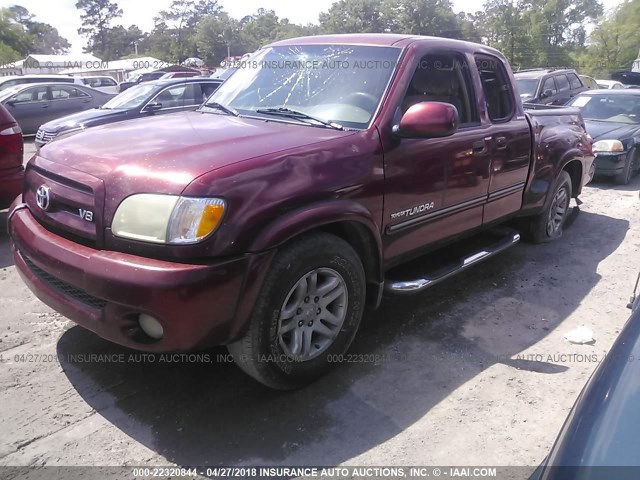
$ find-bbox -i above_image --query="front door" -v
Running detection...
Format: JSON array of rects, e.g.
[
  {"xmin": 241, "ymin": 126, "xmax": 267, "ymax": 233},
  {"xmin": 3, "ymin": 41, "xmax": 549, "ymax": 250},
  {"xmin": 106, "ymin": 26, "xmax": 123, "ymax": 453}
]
[{"xmin": 382, "ymin": 50, "xmax": 492, "ymax": 262}]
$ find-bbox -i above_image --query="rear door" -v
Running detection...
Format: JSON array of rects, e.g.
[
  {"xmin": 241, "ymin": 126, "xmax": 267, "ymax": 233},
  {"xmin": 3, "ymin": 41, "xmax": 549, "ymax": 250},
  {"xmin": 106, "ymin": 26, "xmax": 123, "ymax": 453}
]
[
  {"xmin": 49, "ymin": 85, "xmax": 94, "ymax": 120},
  {"xmin": 474, "ymin": 54, "xmax": 532, "ymax": 223}
]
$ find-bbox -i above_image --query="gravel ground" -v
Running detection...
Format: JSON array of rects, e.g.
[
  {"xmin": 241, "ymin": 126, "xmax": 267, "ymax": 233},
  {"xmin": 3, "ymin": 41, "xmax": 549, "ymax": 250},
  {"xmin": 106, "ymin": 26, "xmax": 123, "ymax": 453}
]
[{"xmin": 1, "ymin": 140, "xmax": 638, "ymax": 476}]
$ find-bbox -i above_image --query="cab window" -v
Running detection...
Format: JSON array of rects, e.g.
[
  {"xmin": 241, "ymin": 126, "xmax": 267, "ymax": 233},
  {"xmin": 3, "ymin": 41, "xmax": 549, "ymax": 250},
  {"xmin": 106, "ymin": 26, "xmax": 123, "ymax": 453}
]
[{"xmin": 401, "ymin": 51, "xmax": 478, "ymax": 125}]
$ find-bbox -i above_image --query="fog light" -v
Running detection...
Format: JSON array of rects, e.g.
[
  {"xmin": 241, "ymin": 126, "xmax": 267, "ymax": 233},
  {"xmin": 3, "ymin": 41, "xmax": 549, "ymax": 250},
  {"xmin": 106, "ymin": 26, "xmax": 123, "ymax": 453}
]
[{"xmin": 138, "ymin": 314, "xmax": 164, "ymax": 340}]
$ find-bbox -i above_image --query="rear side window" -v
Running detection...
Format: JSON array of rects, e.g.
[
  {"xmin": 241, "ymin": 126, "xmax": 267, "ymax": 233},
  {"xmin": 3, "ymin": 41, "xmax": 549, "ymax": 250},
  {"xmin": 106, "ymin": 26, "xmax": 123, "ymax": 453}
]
[
  {"xmin": 568, "ymin": 74, "xmax": 582, "ymax": 89},
  {"xmin": 51, "ymin": 86, "xmax": 89, "ymax": 99},
  {"xmin": 542, "ymin": 77, "xmax": 557, "ymax": 95},
  {"xmin": 475, "ymin": 54, "xmax": 515, "ymax": 122},
  {"xmin": 555, "ymin": 75, "xmax": 570, "ymax": 92}
]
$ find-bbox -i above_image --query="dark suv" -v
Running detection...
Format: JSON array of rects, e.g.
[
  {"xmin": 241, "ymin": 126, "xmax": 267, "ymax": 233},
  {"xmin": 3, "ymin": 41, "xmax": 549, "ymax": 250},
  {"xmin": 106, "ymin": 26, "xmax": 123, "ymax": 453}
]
[{"xmin": 514, "ymin": 68, "xmax": 586, "ymax": 105}]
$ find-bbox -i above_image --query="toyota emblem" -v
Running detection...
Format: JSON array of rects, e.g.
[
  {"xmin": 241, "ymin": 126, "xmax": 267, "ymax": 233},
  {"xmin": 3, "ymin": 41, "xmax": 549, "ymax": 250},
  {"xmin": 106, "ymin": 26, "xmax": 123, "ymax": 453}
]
[{"xmin": 36, "ymin": 185, "xmax": 51, "ymax": 211}]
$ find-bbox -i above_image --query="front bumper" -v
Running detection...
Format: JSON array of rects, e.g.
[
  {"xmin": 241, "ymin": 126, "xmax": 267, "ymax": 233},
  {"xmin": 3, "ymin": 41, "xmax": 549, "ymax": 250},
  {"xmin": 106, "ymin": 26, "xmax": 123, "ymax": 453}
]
[
  {"xmin": 8, "ymin": 202, "xmax": 273, "ymax": 351},
  {"xmin": 0, "ymin": 165, "xmax": 24, "ymax": 209},
  {"xmin": 594, "ymin": 151, "xmax": 628, "ymax": 176}
]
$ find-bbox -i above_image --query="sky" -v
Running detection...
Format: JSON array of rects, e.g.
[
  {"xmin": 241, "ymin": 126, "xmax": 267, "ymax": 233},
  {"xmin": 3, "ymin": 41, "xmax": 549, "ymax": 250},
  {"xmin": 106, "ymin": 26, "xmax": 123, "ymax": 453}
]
[{"xmin": 0, "ymin": 0, "xmax": 628, "ymax": 55}]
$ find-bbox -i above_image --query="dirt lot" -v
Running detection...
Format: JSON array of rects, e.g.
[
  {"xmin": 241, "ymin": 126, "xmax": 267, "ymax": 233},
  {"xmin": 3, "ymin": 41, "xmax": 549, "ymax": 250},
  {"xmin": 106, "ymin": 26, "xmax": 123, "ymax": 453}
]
[{"xmin": 1, "ymin": 140, "xmax": 639, "ymax": 475}]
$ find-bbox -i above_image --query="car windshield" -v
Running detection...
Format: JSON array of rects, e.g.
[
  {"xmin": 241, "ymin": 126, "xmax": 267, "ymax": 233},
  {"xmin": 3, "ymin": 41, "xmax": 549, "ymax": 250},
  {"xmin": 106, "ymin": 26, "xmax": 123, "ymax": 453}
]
[
  {"xmin": 205, "ymin": 44, "xmax": 401, "ymax": 129},
  {"xmin": 515, "ymin": 78, "xmax": 539, "ymax": 98},
  {"xmin": 101, "ymin": 84, "xmax": 158, "ymax": 109},
  {"xmin": 567, "ymin": 94, "xmax": 640, "ymax": 123}
]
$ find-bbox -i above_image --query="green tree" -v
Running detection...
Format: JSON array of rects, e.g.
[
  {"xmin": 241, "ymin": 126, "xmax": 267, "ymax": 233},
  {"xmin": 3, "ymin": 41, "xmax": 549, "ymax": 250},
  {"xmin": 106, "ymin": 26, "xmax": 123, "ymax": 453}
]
[
  {"xmin": 238, "ymin": 8, "xmax": 281, "ymax": 52},
  {"xmin": 154, "ymin": 0, "xmax": 222, "ymax": 63},
  {"xmin": 319, "ymin": 0, "xmax": 386, "ymax": 33},
  {"xmin": 582, "ymin": 0, "xmax": 640, "ymax": 76},
  {"xmin": 195, "ymin": 12, "xmax": 240, "ymax": 65},
  {"xmin": 381, "ymin": 0, "xmax": 462, "ymax": 37},
  {"xmin": 76, "ymin": 0, "xmax": 124, "ymax": 59}
]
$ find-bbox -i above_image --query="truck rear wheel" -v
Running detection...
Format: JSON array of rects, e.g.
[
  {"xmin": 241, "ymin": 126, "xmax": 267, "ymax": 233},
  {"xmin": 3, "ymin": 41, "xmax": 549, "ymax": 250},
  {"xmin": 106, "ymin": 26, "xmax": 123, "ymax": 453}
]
[
  {"xmin": 228, "ymin": 232, "xmax": 366, "ymax": 389},
  {"xmin": 524, "ymin": 170, "xmax": 573, "ymax": 243}
]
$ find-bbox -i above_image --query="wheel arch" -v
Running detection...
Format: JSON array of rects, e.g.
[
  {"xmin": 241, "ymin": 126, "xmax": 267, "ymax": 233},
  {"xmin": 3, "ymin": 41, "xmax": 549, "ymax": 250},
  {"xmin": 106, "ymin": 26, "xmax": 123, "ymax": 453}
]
[
  {"xmin": 562, "ymin": 158, "xmax": 583, "ymax": 197},
  {"xmin": 248, "ymin": 200, "xmax": 384, "ymax": 308}
]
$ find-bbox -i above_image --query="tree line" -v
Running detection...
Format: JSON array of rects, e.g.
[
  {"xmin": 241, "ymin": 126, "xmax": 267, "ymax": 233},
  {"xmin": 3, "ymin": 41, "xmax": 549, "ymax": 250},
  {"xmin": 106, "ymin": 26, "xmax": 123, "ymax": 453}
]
[{"xmin": 1, "ymin": 0, "xmax": 639, "ymax": 76}]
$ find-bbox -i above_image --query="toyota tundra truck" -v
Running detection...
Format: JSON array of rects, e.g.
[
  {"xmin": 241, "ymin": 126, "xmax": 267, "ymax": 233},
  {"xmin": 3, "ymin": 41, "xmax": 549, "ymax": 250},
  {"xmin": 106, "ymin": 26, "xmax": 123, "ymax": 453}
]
[{"xmin": 7, "ymin": 34, "xmax": 595, "ymax": 389}]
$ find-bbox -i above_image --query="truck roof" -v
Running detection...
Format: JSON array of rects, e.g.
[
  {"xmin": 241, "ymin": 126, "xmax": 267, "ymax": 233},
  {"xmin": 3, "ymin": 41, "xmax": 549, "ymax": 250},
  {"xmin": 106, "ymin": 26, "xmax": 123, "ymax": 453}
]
[{"xmin": 268, "ymin": 33, "xmax": 503, "ymax": 54}]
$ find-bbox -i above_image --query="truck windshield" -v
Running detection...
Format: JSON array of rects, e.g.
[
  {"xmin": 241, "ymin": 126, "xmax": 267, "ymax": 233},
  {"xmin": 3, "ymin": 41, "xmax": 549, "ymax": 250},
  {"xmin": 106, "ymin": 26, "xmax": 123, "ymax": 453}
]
[
  {"xmin": 567, "ymin": 94, "xmax": 640, "ymax": 123},
  {"xmin": 515, "ymin": 78, "xmax": 539, "ymax": 99},
  {"xmin": 205, "ymin": 44, "xmax": 401, "ymax": 129}
]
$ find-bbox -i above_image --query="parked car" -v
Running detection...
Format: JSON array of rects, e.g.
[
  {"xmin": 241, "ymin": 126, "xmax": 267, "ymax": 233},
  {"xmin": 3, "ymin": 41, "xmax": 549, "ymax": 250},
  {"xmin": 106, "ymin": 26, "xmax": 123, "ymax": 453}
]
[
  {"xmin": 579, "ymin": 75, "xmax": 600, "ymax": 89},
  {"xmin": 0, "ymin": 83, "xmax": 114, "ymax": 135},
  {"xmin": 117, "ymin": 71, "xmax": 167, "ymax": 93},
  {"xmin": 159, "ymin": 71, "xmax": 200, "ymax": 79},
  {"xmin": 595, "ymin": 79, "xmax": 625, "ymax": 89},
  {"xmin": 533, "ymin": 274, "xmax": 640, "ymax": 479},
  {"xmin": 0, "ymin": 74, "xmax": 75, "ymax": 93},
  {"xmin": 566, "ymin": 89, "xmax": 640, "ymax": 184},
  {"xmin": 35, "ymin": 78, "xmax": 223, "ymax": 148},
  {"xmin": 515, "ymin": 68, "xmax": 586, "ymax": 105},
  {"xmin": 7, "ymin": 34, "xmax": 594, "ymax": 389},
  {"xmin": 0, "ymin": 104, "xmax": 24, "ymax": 209},
  {"xmin": 73, "ymin": 76, "xmax": 119, "ymax": 94}
]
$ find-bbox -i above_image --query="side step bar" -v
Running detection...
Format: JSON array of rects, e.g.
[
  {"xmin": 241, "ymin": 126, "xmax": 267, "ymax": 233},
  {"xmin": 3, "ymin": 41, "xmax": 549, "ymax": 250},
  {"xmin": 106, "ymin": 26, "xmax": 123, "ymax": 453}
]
[{"xmin": 384, "ymin": 228, "xmax": 521, "ymax": 295}]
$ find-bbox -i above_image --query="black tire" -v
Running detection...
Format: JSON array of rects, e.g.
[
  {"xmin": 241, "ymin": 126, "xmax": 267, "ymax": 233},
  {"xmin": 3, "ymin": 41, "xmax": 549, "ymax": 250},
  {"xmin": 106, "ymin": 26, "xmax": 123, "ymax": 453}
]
[
  {"xmin": 228, "ymin": 232, "xmax": 366, "ymax": 389},
  {"xmin": 523, "ymin": 170, "xmax": 573, "ymax": 244},
  {"xmin": 614, "ymin": 148, "xmax": 635, "ymax": 185}
]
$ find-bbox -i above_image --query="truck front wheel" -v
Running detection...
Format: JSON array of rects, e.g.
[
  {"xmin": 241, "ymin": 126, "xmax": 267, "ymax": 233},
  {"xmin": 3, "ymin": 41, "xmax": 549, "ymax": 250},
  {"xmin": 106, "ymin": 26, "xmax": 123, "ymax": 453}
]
[
  {"xmin": 228, "ymin": 232, "xmax": 366, "ymax": 389},
  {"xmin": 524, "ymin": 170, "xmax": 573, "ymax": 243}
]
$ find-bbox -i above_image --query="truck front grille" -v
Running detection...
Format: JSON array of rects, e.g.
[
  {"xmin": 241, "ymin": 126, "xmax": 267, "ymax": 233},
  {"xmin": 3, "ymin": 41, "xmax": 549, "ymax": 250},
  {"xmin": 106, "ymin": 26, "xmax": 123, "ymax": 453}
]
[
  {"xmin": 23, "ymin": 256, "xmax": 107, "ymax": 309},
  {"xmin": 24, "ymin": 163, "xmax": 104, "ymax": 247}
]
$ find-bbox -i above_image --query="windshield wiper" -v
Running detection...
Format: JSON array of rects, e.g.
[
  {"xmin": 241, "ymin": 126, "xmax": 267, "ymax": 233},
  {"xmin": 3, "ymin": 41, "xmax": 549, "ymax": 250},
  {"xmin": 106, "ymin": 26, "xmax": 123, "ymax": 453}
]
[
  {"xmin": 256, "ymin": 107, "xmax": 343, "ymax": 130},
  {"xmin": 202, "ymin": 101, "xmax": 239, "ymax": 116}
]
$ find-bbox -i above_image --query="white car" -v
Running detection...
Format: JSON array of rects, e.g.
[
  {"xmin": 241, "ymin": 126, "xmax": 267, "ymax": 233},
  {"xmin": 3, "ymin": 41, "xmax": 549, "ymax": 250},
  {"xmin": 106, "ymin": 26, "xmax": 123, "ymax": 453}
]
[
  {"xmin": 73, "ymin": 76, "xmax": 119, "ymax": 94},
  {"xmin": 0, "ymin": 74, "xmax": 75, "ymax": 92},
  {"xmin": 595, "ymin": 79, "xmax": 625, "ymax": 89}
]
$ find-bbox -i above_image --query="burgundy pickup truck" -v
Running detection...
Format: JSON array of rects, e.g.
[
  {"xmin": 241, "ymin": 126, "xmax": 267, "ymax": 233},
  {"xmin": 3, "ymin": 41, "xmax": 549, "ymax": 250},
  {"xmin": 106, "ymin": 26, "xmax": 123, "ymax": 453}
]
[{"xmin": 8, "ymin": 34, "xmax": 594, "ymax": 389}]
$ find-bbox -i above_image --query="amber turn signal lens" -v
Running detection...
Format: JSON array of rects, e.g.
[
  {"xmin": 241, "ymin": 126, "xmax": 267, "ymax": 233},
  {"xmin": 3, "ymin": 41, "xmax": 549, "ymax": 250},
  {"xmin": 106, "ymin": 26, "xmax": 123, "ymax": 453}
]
[{"xmin": 196, "ymin": 203, "xmax": 225, "ymax": 238}]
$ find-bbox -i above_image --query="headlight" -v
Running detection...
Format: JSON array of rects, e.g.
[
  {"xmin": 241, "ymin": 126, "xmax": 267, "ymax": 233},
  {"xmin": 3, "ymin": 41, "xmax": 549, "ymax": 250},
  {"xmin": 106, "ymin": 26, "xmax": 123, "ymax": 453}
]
[
  {"xmin": 112, "ymin": 194, "xmax": 225, "ymax": 244},
  {"xmin": 592, "ymin": 139, "xmax": 625, "ymax": 153}
]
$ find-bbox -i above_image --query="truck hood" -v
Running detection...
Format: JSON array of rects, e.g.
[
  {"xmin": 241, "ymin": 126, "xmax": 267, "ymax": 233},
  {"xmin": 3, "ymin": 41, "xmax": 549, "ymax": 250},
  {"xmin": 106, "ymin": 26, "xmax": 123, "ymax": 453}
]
[
  {"xmin": 40, "ymin": 108, "xmax": 130, "ymax": 133},
  {"xmin": 584, "ymin": 120, "xmax": 640, "ymax": 142},
  {"xmin": 38, "ymin": 111, "xmax": 355, "ymax": 195}
]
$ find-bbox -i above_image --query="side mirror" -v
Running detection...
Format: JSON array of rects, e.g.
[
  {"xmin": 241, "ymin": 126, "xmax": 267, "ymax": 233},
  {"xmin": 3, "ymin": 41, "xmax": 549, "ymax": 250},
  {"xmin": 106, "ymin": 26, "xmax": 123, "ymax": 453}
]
[
  {"xmin": 393, "ymin": 102, "xmax": 458, "ymax": 138},
  {"xmin": 541, "ymin": 89, "xmax": 554, "ymax": 99},
  {"xmin": 142, "ymin": 102, "xmax": 162, "ymax": 113},
  {"xmin": 5, "ymin": 99, "xmax": 15, "ymax": 107}
]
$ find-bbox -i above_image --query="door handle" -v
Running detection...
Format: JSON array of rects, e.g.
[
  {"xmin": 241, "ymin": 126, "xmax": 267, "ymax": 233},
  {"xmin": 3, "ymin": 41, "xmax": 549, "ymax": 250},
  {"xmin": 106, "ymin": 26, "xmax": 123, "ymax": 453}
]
[
  {"xmin": 495, "ymin": 136, "xmax": 507, "ymax": 150},
  {"xmin": 472, "ymin": 140, "xmax": 487, "ymax": 154}
]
